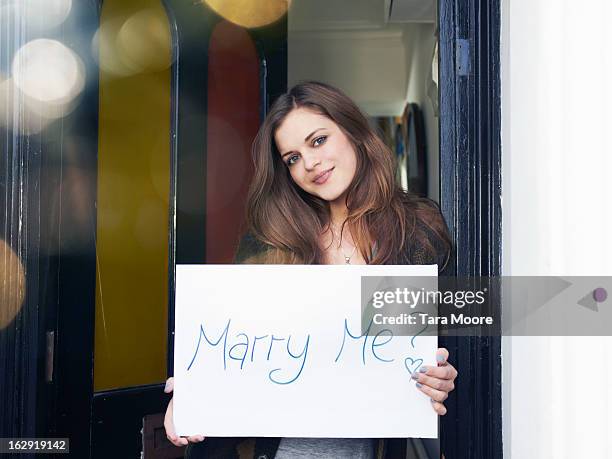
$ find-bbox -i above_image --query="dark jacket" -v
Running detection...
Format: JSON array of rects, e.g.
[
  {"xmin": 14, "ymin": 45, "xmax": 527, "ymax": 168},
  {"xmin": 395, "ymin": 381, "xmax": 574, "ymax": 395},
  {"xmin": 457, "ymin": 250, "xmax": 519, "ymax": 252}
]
[{"xmin": 186, "ymin": 208, "xmax": 452, "ymax": 459}]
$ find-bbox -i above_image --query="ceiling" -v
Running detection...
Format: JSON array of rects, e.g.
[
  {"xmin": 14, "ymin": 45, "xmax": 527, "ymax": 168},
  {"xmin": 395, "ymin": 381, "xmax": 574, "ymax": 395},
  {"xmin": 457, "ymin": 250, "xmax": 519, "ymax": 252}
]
[
  {"xmin": 289, "ymin": 0, "xmax": 435, "ymax": 32},
  {"xmin": 388, "ymin": 0, "xmax": 435, "ymax": 23},
  {"xmin": 288, "ymin": 0, "xmax": 437, "ymax": 116}
]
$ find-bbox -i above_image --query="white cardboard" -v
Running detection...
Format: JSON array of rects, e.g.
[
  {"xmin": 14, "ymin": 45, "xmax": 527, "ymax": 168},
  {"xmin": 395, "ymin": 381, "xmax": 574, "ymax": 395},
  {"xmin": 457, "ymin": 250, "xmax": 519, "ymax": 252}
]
[{"xmin": 173, "ymin": 264, "xmax": 438, "ymax": 438}]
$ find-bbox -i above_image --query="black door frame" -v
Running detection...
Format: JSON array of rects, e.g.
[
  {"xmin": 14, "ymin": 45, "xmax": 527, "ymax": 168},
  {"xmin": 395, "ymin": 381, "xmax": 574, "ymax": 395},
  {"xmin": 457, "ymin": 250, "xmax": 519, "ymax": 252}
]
[{"xmin": 439, "ymin": 0, "xmax": 503, "ymax": 457}]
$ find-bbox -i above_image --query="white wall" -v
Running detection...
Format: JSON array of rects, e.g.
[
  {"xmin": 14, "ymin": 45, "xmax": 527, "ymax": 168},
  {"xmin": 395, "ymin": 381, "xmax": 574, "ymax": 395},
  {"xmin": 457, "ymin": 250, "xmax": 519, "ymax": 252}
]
[
  {"xmin": 288, "ymin": 27, "xmax": 410, "ymax": 116},
  {"xmin": 502, "ymin": 0, "xmax": 612, "ymax": 457}
]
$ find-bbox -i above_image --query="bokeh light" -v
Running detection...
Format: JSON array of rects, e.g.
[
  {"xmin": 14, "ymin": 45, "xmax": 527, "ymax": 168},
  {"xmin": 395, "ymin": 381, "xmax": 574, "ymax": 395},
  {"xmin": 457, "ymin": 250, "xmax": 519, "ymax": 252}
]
[
  {"xmin": 204, "ymin": 0, "xmax": 289, "ymax": 28},
  {"xmin": 0, "ymin": 239, "xmax": 26, "ymax": 330},
  {"xmin": 13, "ymin": 39, "xmax": 85, "ymax": 104},
  {"xmin": 94, "ymin": 8, "xmax": 171, "ymax": 78},
  {"xmin": 24, "ymin": 0, "xmax": 72, "ymax": 30},
  {"xmin": 0, "ymin": 76, "xmax": 53, "ymax": 134},
  {"xmin": 93, "ymin": 16, "xmax": 134, "ymax": 78},
  {"xmin": 0, "ymin": 0, "xmax": 72, "ymax": 33},
  {"xmin": 117, "ymin": 9, "xmax": 172, "ymax": 74},
  {"xmin": 3, "ymin": 39, "xmax": 86, "ymax": 132}
]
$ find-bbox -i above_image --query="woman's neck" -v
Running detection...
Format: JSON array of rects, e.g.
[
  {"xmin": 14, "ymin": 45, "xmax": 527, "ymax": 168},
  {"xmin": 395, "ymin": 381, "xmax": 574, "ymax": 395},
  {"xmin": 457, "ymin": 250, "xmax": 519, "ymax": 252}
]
[{"xmin": 328, "ymin": 197, "xmax": 349, "ymax": 227}]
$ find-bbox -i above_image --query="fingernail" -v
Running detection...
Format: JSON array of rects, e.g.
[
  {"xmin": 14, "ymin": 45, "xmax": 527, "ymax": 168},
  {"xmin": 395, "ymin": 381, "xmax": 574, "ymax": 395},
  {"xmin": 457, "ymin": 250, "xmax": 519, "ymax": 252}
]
[
  {"xmin": 411, "ymin": 372, "xmax": 419, "ymax": 380},
  {"xmin": 164, "ymin": 381, "xmax": 170, "ymax": 392},
  {"xmin": 416, "ymin": 382, "xmax": 422, "ymax": 388},
  {"xmin": 436, "ymin": 354, "xmax": 445, "ymax": 363},
  {"xmin": 419, "ymin": 366, "xmax": 428, "ymax": 373}
]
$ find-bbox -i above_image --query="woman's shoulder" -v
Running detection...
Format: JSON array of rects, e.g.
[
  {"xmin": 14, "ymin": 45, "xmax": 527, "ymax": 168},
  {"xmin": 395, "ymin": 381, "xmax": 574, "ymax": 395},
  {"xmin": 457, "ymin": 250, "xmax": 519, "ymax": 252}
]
[
  {"xmin": 234, "ymin": 232, "xmax": 271, "ymax": 264},
  {"xmin": 399, "ymin": 194, "xmax": 452, "ymax": 273},
  {"xmin": 234, "ymin": 232, "xmax": 297, "ymax": 264}
]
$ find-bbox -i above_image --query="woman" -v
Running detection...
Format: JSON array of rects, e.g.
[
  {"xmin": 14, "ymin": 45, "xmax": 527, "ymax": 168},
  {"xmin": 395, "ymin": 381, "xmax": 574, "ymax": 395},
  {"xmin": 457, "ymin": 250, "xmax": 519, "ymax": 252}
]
[{"xmin": 164, "ymin": 81, "xmax": 458, "ymax": 458}]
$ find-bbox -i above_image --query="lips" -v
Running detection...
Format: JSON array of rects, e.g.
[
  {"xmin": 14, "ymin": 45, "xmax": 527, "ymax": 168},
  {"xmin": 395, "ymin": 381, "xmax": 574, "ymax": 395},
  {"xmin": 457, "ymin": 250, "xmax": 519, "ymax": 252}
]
[{"xmin": 312, "ymin": 167, "xmax": 334, "ymax": 185}]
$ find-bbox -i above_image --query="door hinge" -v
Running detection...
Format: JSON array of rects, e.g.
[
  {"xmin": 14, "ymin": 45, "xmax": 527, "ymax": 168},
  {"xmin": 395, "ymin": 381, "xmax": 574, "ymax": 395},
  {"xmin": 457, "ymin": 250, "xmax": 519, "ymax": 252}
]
[{"xmin": 457, "ymin": 39, "xmax": 471, "ymax": 76}]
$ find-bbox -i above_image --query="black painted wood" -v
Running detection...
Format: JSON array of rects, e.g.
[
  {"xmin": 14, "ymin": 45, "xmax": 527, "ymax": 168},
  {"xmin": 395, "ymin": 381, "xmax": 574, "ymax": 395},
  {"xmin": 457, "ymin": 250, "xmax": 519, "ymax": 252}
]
[
  {"xmin": 248, "ymin": 25, "xmax": 289, "ymax": 119},
  {"xmin": 0, "ymin": 87, "xmax": 43, "ymax": 447},
  {"xmin": 170, "ymin": 1, "xmax": 214, "ymax": 265},
  {"xmin": 438, "ymin": 0, "xmax": 502, "ymax": 457},
  {"xmin": 91, "ymin": 385, "xmax": 172, "ymax": 459},
  {"xmin": 51, "ymin": 2, "xmax": 101, "ymax": 456}
]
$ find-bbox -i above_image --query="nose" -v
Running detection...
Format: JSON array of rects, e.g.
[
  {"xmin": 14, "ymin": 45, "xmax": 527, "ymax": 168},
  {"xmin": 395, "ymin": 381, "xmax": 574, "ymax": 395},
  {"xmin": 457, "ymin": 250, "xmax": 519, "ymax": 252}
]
[{"xmin": 302, "ymin": 151, "xmax": 321, "ymax": 171}]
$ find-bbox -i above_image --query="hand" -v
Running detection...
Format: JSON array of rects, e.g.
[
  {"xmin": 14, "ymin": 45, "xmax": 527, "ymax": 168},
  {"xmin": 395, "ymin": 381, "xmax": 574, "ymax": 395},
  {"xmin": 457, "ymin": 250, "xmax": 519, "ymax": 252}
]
[
  {"xmin": 411, "ymin": 348, "xmax": 457, "ymax": 416},
  {"xmin": 163, "ymin": 377, "xmax": 206, "ymax": 447}
]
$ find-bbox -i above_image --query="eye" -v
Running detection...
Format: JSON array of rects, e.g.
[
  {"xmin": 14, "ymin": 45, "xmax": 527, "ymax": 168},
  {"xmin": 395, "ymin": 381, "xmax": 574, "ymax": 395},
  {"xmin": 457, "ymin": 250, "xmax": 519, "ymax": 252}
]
[
  {"xmin": 286, "ymin": 153, "xmax": 300, "ymax": 166},
  {"xmin": 313, "ymin": 135, "xmax": 327, "ymax": 147}
]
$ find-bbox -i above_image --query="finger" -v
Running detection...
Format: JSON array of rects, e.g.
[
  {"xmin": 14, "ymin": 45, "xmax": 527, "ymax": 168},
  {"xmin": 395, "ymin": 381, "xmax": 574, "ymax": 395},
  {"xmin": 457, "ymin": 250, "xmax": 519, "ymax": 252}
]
[
  {"xmin": 163, "ymin": 399, "xmax": 176, "ymax": 438},
  {"xmin": 187, "ymin": 435, "xmax": 206, "ymax": 443},
  {"xmin": 176, "ymin": 437, "xmax": 188, "ymax": 447},
  {"xmin": 436, "ymin": 348, "xmax": 449, "ymax": 366},
  {"xmin": 164, "ymin": 399, "xmax": 185, "ymax": 447},
  {"xmin": 415, "ymin": 381, "xmax": 448, "ymax": 402},
  {"xmin": 417, "ymin": 364, "xmax": 458, "ymax": 381},
  {"xmin": 164, "ymin": 377, "xmax": 174, "ymax": 393},
  {"xmin": 430, "ymin": 399, "xmax": 447, "ymax": 416},
  {"xmin": 166, "ymin": 433, "xmax": 185, "ymax": 448},
  {"xmin": 166, "ymin": 433, "xmax": 187, "ymax": 447},
  {"xmin": 412, "ymin": 371, "xmax": 454, "ymax": 393}
]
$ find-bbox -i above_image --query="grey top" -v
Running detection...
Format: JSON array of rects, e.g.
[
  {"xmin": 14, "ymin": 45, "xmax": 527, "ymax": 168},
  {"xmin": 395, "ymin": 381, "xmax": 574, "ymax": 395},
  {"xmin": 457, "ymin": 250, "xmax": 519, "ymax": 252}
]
[{"xmin": 274, "ymin": 438, "xmax": 375, "ymax": 459}]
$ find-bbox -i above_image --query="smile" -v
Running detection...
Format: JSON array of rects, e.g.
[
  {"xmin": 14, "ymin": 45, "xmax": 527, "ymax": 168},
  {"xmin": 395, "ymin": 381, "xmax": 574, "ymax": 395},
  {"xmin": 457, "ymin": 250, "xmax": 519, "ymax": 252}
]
[{"xmin": 312, "ymin": 167, "xmax": 334, "ymax": 185}]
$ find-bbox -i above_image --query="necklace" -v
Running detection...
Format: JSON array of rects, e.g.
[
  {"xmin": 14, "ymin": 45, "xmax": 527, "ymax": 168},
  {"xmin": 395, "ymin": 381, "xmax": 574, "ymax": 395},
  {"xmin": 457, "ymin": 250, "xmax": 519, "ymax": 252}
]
[
  {"xmin": 342, "ymin": 244, "xmax": 357, "ymax": 264},
  {"xmin": 328, "ymin": 222, "xmax": 357, "ymax": 264}
]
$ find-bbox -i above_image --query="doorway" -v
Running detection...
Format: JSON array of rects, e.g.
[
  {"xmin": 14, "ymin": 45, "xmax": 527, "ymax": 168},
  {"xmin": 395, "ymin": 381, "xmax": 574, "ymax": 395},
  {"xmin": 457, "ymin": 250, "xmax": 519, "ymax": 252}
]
[{"xmin": 0, "ymin": 0, "xmax": 502, "ymax": 457}]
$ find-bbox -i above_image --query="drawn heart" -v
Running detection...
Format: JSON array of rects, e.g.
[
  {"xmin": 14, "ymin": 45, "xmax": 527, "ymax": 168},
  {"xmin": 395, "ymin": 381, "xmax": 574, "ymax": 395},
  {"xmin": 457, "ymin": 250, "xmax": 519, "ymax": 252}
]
[{"xmin": 404, "ymin": 357, "xmax": 424, "ymax": 376}]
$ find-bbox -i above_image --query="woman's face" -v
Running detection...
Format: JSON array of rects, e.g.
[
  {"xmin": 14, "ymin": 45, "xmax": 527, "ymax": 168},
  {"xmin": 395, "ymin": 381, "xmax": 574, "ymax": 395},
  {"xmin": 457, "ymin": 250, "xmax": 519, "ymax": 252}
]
[{"xmin": 274, "ymin": 107, "xmax": 357, "ymax": 203}]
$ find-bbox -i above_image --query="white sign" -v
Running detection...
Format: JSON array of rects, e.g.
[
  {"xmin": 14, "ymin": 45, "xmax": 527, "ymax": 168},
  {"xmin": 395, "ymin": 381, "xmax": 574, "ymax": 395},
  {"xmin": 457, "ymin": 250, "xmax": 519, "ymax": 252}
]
[{"xmin": 173, "ymin": 264, "xmax": 438, "ymax": 438}]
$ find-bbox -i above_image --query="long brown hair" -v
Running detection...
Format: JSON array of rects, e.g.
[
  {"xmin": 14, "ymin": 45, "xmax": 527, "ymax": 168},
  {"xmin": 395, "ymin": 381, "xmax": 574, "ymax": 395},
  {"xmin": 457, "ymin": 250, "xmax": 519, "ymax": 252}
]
[{"xmin": 245, "ymin": 81, "xmax": 451, "ymax": 266}]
